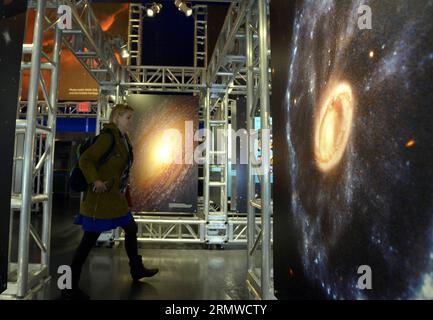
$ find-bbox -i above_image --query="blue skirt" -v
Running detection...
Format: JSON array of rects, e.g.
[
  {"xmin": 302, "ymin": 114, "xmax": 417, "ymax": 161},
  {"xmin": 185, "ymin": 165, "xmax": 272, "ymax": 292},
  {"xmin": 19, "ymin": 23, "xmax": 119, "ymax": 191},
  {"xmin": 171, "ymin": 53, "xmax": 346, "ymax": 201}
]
[{"xmin": 74, "ymin": 211, "xmax": 133, "ymax": 232}]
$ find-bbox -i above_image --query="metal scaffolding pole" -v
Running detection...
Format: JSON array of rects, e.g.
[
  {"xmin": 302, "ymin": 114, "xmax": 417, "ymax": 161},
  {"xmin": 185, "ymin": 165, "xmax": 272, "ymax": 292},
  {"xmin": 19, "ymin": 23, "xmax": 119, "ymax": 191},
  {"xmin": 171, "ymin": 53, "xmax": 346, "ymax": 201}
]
[
  {"xmin": 203, "ymin": 88, "xmax": 211, "ymax": 220},
  {"xmin": 203, "ymin": 93, "xmax": 229, "ymax": 244},
  {"xmin": 127, "ymin": 3, "xmax": 143, "ymax": 66},
  {"xmin": 258, "ymin": 0, "xmax": 272, "ymax": 300},
  {"xmin": 194, "ymin": 5, "xmax": 208, "ymax": 68},
  {"xmin": 41, "ymin": 22, "xmax": 62, "ymax": 269},
  {"xmin": 223, "ymin": 95, "xmax": 229, "ymax": 216},
  {"xmin": 17, "ymin": 0, "xmax": 46, "ymax": 298},
  {"xmin": 246, "ymin": 9, "xmax": 255, "ymax": 277}
]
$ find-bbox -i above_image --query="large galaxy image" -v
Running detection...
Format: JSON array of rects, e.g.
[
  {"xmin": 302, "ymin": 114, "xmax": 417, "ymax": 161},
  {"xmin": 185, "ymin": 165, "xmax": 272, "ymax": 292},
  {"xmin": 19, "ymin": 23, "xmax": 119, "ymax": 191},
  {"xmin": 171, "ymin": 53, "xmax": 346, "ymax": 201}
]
[
  {"xmin": 275, "ymin": 0, "xmax": 433, "ymax": 299},
  {"xmin": 127, "ymin": 95, "xmax": 198, "ymax": 213}
]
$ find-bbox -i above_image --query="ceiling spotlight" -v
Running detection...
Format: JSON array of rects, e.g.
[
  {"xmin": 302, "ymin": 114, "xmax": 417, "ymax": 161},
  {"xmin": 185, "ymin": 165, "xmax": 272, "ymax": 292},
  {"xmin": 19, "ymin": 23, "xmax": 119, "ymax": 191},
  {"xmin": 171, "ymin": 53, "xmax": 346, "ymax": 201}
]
[
  {"xmin": 146, "ymin": 2, "xmax": 162, "ymax": 17},
  {"xmin": 174, "ymin": 0, "xmax": 193, "ymax": 17}
]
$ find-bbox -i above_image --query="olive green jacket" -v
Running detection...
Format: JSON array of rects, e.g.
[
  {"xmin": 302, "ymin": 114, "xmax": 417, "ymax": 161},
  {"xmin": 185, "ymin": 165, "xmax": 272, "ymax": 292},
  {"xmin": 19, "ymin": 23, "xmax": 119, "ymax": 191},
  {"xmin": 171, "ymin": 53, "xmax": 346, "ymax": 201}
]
[{"xmin": 79, "ymin": 123, "xmax": 131, "ymax": 219}]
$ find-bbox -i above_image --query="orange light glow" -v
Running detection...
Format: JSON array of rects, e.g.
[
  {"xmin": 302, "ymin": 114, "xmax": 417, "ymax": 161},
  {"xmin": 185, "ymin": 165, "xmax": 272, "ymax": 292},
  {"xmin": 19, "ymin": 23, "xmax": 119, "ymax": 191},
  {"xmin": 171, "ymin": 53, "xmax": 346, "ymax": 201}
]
[
  {"xmin": 100, "ymin": 4, "xmax": 129, "ymax": 31},
  {"xmin": 100, "ymin": 14, "xmax": 115, "ymax": 31},
  {"xmin": 288, "ymin": 268, "xmax": 294, "ymax": 277},
  {"xmin": 114, "ymin": 52, "xmax": 122, "ymax": 65},
  {"xmin": 314, "ymin": 82, "xmax": 354, "ymax": 172},
  {"xmin": 405, "ymin": 139, "xmax": 416, "ymax": 148}
]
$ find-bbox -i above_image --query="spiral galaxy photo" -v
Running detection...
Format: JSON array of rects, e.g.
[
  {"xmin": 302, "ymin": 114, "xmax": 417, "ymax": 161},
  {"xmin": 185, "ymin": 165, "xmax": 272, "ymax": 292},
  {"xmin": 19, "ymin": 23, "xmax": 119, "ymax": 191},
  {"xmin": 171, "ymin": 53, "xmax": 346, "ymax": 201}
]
[
  {"xmin": 126, "ymin": 95, "xmax": 199, "ymax": 213},
  {"xmin": 271, "ymin": 0, "xmax": 433, "ymax": 300}
]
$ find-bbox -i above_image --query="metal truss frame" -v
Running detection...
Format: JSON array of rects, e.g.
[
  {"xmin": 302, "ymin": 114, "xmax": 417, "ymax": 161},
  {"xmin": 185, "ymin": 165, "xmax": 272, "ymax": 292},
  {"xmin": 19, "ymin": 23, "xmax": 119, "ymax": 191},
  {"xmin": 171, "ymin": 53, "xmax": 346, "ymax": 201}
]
[
  {"xmin": 201, "ymin": 0, "xmax": 274, "ymax": 300},
  {"xmin": 29, "ymin": 0, "xmax": 121, "ymax": 85},
  {"xmin": 59, "ymin": 0, "xmax": 121, "ymax": 86},
  {"xmin": 121, "ymin": 66, "xmax": 206, "ymax": 93},
  {"xmin": 228, "ymin": 217, "xmax": 254, "ymax": 243},
  {"xmin": 202, "ymin": 93, "xmax": 231, "ymax": 244},
  {"xmin": 117, "ymin": 4, "xmax": 273, "ymax": 287},
  {"xmin": 6, "ymin": 0, "xmax": 274, "ymax": 300},
  {"xmin": 121, "ymin": 3, "xmax": 208, "ymax": 94},
  {"xmin": 2, "ymin": 0, "xmax": 62, "ymax": 299},
  {"xmin": 127, "ymin": 3, "xmax": 143, "ymax": 67},
  {"xmin": 193, "ymin": 5, "xmax": 208, "ymax": 68},
  {"xmin": 120, "ymin": 216, "xmax": 206, "ymax": 243},
  {"xmin": 5, "ymin": 0, "xmax": 121, "ymax": 300},
  {"xmin": 206, "ymin": 0, "xmax": 255, "ymax": 95},
  {"xmin": 19, "ymin": 101, "xmax": 98, "ymax": 118},
  {"xmin": 245, "ymin": 0, "xmax": 274, "ymax": 300}
]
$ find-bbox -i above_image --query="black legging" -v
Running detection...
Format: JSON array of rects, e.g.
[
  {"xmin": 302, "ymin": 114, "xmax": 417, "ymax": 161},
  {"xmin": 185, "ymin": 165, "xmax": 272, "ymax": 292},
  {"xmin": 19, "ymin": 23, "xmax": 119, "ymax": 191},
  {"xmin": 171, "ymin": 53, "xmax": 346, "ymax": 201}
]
[{"xmin": 71, "ymin": 219, "xmax": 138, "ymax": 289}]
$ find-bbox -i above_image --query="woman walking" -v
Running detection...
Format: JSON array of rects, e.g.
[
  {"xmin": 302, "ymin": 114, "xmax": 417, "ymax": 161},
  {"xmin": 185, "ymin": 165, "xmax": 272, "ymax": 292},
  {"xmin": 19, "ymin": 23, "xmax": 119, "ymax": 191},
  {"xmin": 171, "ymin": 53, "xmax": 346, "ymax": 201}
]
[{"xmin": 62, "ymin": 104, "xmax": 158, "ymax": 300}]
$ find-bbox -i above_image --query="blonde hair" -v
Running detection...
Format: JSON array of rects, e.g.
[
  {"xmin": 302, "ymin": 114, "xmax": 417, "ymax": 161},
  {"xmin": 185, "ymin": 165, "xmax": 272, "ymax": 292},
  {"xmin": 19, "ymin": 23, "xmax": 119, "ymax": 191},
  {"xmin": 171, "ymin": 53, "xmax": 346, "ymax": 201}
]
[{"xmin": 109, "ymin": 104, "xmax": 134, "ymax": 123}]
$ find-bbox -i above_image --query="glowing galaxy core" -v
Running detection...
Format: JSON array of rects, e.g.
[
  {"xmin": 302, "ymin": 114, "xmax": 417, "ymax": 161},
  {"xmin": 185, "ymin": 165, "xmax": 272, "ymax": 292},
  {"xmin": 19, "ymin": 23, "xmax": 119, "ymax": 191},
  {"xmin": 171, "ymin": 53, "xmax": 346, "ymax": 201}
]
[
  {"xmin": 152, "ymin": 133, "xmax": 181, "ymax": 165},
  {"xmin": 314, "ymin": 83, "xmax": 354, "ymax": 172}
]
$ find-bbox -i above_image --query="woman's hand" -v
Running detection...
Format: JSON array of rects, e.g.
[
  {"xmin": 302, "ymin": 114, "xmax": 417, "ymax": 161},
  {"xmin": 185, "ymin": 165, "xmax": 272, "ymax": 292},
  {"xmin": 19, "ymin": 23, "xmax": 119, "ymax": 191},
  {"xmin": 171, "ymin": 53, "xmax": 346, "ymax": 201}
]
[{"xmin": 93, "ymin": 180, "xmax": 107, "ymax": 193}]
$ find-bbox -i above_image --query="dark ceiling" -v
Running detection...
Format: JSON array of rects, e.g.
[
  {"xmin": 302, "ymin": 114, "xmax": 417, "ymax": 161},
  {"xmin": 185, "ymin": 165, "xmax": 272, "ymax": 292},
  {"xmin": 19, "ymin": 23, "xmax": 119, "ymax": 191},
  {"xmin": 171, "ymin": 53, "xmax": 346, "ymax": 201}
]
[{"xmin": 91, "ymin": 0, "xmax": 230, "ymax": 66}]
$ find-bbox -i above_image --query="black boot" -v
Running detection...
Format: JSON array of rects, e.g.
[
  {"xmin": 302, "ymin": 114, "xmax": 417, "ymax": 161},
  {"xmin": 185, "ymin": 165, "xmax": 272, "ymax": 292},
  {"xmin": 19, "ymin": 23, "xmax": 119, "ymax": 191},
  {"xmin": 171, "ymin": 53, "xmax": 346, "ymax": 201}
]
[{"xmin": 129, "ymin": 255, "xmax": 159, "ymax": 281}]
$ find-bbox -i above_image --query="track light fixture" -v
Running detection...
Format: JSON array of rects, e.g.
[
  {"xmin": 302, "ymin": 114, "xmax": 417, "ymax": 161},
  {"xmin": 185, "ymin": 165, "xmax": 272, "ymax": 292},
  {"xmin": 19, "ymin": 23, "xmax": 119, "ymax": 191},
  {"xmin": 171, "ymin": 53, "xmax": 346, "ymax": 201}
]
[
  {"xmin": 120, "ymin": 44, "xmax": 129, "ymax": 58},
  {"xmin": 146, "ymin": 2, "xmax": 162, "ymax": 17},
  {"xmin": 174, "ymin": 0, "xmax": 193, "ymax": 17}
]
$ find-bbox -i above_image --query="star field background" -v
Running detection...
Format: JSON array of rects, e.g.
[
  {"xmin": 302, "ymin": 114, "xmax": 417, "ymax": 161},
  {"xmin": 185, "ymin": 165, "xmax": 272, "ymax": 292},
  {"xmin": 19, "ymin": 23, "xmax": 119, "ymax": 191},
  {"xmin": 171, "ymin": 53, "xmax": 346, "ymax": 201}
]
[{"xmin": 272, "ymin": 0, "xmax": 433, "ymax": 299}]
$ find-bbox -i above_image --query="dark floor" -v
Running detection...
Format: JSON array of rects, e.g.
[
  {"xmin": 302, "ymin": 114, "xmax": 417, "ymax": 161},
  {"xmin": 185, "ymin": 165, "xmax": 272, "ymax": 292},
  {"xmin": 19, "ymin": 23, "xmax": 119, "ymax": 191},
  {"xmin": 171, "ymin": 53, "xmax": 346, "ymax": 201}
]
[
  {"xmin": 36, "ymin": 195, "xmax": 250, "ymax": 300},
  {"xmin": 49, "ymin": 246, "xmax": 250, "ymax": 300}
]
